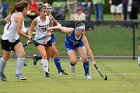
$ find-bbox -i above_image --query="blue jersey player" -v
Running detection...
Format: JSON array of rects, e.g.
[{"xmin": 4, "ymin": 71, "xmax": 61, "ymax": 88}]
[{"xmin": 48, "ymin": 21, "xmax": 96, "ymax": 80}]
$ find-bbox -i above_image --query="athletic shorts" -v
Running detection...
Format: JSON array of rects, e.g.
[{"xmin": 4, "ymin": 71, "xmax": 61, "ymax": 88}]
[
  {"xmin": 1, "ymin": 39, "xmax": 20, "ymax": 51},
  {"xmin": 34, "ymin": 39, "xmax": 52, "ymax": 47},
  {"xmin": 65, "ymin": 42, "xmax": 84, "ymax": 51},
  {"xmin": 110, "ymin": 4, "xmax": 123, "ymax": 13}
]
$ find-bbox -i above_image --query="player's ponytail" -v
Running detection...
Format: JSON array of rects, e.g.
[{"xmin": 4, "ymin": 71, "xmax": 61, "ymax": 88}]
[{"xmin": 11, "ymin": 0, "xmax": 28, "ymax": 14}]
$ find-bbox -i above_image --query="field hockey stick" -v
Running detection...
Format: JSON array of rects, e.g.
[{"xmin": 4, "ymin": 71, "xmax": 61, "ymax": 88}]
[
  {"xmin": 23, "ymin": 40, "xmax": 34, "ymax": 47},
  {"xmin": 23, "ymin": 35, "xmax": 51, "ymax": 47},
  {"xmin": 93, "ymin": 63, "xmax": 107, "ymax": 80}
]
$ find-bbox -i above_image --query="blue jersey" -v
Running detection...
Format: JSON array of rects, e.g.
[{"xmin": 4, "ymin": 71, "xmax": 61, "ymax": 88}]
[{"xmin": 65, "ymin": 28, "xmax": 84, "ymax": 51}]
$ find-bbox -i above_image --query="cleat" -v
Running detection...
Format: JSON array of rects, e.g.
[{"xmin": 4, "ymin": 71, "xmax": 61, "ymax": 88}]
[
  {"xmin": 61, "ymin": 70, "xmax": 68, "ymax": 75},
  {"xmin": 58, "ymin": 72, "xmax": 62, "ymax": 75},
  {"xmin": 45, "ymin": 72, "xmax": 50, "ymax": 77},
  {"xmin": 33, "ymin": 55, "xmax": 38, "ymax": 65},
  {"xmin": 70, "ymin": 65, "xmax": 76, "ymax": 73},
  {"xmin": 85, "ymin": 74, "xmax": 92, "ymax": 80},
  {"xmin": 14, "ymin": 74, "xmax": 26, "ymax": 80},
  {"xmin": 58, "ymin": 70, "xmax": 68, "ymax": 75},
  {"xmin": 24, "ymin": 63, "xmax": 27, "ymax": 66},
  {"xmin": 0, "ymin": 72, "xmax": 7, "ymax": 81}
]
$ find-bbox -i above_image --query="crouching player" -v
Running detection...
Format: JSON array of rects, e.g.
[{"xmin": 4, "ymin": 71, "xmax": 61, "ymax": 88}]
[{"xmin": 47, "ymin": 21, "xmax": 96, "ymax": 80}]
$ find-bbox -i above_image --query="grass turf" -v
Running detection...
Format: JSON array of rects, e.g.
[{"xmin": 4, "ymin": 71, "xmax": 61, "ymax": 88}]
[{"xmin": 0, "ymin": 58, "xmax": 140, "ymax": 93}]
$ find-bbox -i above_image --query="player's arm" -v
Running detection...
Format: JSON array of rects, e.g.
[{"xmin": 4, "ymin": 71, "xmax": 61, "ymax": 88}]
[
  {"xmin": 49, "ymin": 15, "xmax": 61, "ymax": 26},
  {"xmin": 28, "ymin": 18, "xmax": 37, "ymax": 39},
  {"xmin": 50, "ymin": 15, "xmax": 58, "ymax": 25},
  {"xmin": 82, "ymin": 35, "xmax": 96, "ymax": 64},
  {"xmin": 16, "ymin": 13, "xmax": 29, "ymax": 39},
  {"xmin": 47, "ymin": 26, "xmax": 73, "ymax": 34}
]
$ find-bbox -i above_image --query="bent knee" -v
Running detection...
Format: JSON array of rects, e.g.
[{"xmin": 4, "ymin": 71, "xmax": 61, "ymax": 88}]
[
  {"xmin": 18, "ymin": 52, "xmax": 26, "ymax": 58},
  {"xmin": 81, "ymin": 56, "xmax": 88, "ymax": 62},
  {"xmin": 71, "ymin": 58, "xmax": 78, "ymax": 64},
  {"xmin": 2, "ymin": 56, "xmax": 10, "ymax": 61}
]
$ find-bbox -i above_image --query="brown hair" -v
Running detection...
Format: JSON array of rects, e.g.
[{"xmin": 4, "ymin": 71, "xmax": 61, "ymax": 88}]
[
  {"xmin": 11, "ymin": 0, "xmax": 28, "ymax": 14},
  {"xmin": 75, "ymin": 21, "xmax": 84, "ymax": 27},
  {"xmin": 38, "ymin": 5, "xmax": 46, "ymax": 12}
]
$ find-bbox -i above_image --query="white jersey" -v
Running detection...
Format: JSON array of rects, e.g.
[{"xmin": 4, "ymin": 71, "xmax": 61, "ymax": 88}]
[
  {"xmin": 2, "ymin": 12, "xmax": 25, "ymax": 42},
  {"xmin": 35, "ymin": 16, "xmax": 51, "ymax": 44}
]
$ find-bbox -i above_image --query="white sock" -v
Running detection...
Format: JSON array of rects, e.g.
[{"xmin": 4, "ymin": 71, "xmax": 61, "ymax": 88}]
[
  {"xmin": 41, "ymin": 59, "xmax": 49, "ymax": 73},
  {"xmin": 0, "ymin": 57, "xmax": 7, "ymax": 73},
  {"xmin": 16, "ymin": 57, "xmax": 25, "ymax": 74}
]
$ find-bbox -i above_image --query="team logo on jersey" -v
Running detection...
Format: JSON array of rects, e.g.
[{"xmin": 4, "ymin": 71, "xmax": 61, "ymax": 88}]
[{"xmin": 38, "ymin": 24, "xmax": 49, "ymax": 32}]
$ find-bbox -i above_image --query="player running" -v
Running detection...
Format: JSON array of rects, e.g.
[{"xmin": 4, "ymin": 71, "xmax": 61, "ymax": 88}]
[
  {"xmin": 28, "ymin": 4, "xmax": 54, "ymax": 77},
  {"xmin": 0, "ymin": 1, "xmax": 30, "ymax": 81},
  {"xmin": 32, "ymin": 3, "xmax": 68, "ymax": 75}
]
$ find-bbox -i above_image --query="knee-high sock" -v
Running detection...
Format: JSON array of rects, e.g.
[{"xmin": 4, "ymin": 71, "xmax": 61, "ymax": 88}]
[
  {"xmin": 41, "ymin": 59, "xmax": 49, "ymax": 73},
  {"xmin": 16, "ymin": 57, "xmax": 25, "ymax": 74},
  {"xmin": 83, "ymin": 61, "xmax": 90, "ymax": 76},
  {"xmin": 0, "ymin": 57, "xmax": 7, "ymax": 73},
  {"xmin": 54, "ymin": 57, "xmax": 62, "ymax": 73}
]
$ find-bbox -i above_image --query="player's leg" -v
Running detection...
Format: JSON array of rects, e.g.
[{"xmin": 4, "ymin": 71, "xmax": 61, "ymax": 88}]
[
  {"xmin": 36, "ymin": 45, "xmax": 50, "ymax": 77},
  {"xmin": 45, "ymin": 45, "xmax": 53, "ymax": 77},
  {"xmin": 52, "ymin": 44, "xmax": 68, "ymax": 75},
  {"xmin": 77, "ymin": 46, "xmax": 92, "ymax": 80},
  {"xmin": 16, "ymin": 52, "xmax": 27, "ymax": 66},
  {"xmin": 67, "ymin": 50, "xmax": 78, "ymax": 73},
  {"xmin": 0, "ymin": 39, "xmax": 15, "ymax": 81},
  {"xmin": 0, "ymin": 50, "xmax": 10, "ymax": 81},
  {"xmin": 14, "ymin": 42, "xmax": 26, "ymax": 80}
]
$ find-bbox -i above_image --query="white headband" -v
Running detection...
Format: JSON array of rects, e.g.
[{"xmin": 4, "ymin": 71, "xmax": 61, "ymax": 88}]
[{"xmin": 76, "ymin": 25, "xmax": 85, "ymax": 30}]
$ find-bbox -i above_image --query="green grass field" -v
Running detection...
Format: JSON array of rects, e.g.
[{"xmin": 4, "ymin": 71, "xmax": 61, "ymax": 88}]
[{"xmin": 0, "ymin": 58, "xmax": 140, "ymax": 93}]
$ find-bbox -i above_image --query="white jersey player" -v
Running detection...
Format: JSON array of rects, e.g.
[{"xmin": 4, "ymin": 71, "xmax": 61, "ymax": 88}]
[
  {"xmin": 0, "ymin": 1, "xmax": 31, "ymax": 81},
  {"xmin": 28, "ymin": 4, "xmax": 52, "ymax": 77}
]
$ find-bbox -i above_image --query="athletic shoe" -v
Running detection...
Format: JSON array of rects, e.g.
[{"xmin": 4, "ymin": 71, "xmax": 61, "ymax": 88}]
[
  {"xmin": 0, "ymin": 72, "xmax": 7, "ymax": 81},
  {"xmin": 85, "ymin": 74, "xmax": 92, "ymax": 80},
  {"xmin": 33, "ymin": 55, "xmax": 38, "ymax": 65},
  {"xmin": 45, "ymin": 72, "xmax": 50, "ymax": 77},
  {"xmin": 70, "ymin": 65, "xmax": 76, "ymax": 73},
  {"xmin": 14, "ymin": 74, "xmax": 26, "ymax": 80},
  {"xmin": 58, "ymin": 70, "xmax": 68, "ymax": 75}
]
